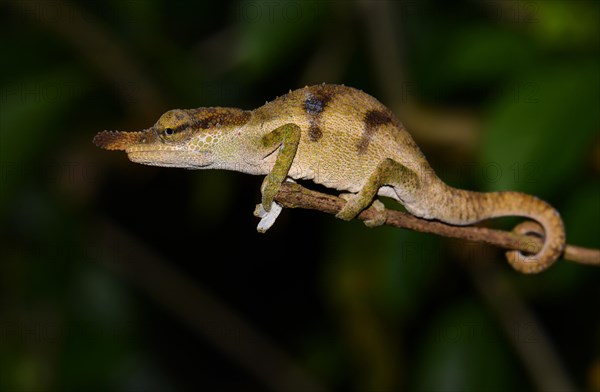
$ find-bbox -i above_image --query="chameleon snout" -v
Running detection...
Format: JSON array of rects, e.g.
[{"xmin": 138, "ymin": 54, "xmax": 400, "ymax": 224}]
[{"xmin": 93, "ymin": 130, "xmax": 146, "ymax": 151}]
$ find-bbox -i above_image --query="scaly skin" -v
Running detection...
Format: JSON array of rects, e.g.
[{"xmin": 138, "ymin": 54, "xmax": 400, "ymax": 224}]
[{"xmin": 94, "ymin": 84, "xmax": 565, "ymax": 273}]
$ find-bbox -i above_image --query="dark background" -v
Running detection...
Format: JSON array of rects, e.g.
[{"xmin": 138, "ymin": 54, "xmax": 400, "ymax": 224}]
[{"xmin": 1, "ymin": 1, "xmax": 599, "ymax": 391}]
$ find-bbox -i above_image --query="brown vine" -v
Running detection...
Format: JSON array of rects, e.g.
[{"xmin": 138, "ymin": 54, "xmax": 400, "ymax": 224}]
[{"xmin": 274, "ymin": 182, "xmax": 600, "ymax": 267}]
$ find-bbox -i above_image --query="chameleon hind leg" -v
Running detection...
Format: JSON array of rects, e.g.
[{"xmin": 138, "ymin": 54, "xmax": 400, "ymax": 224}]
[{"xmin": 336, "ymin": 158, "xmax": 420, "ymax": 226}]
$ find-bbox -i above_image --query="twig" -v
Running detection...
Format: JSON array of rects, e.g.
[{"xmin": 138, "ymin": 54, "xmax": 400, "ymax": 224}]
[{"xmin": 274, "ymin": 182, "xmax": 600, "ymax": 267}]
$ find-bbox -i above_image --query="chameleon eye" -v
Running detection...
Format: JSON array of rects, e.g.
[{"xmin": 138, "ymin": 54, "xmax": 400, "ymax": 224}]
[{"xmin": 164, "ymin": 128, "xmax": 174, "ymax": 136}]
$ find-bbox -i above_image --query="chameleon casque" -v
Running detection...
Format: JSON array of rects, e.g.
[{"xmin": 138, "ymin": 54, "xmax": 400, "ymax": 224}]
[{"xmin": 94, "ymin": 84, "xmax": 565, "ymax": 274}]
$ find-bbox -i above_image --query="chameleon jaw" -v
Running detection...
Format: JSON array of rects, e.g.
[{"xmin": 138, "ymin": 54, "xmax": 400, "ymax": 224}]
[{"xmin": 126, "ymin": 148, "xmax": 215, "ymax": 169}]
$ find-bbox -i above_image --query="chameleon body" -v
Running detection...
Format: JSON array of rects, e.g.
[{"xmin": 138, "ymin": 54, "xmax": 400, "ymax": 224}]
[{"xmin": 94, "ymin": 84, "xmax": 565, "ymax": 273}]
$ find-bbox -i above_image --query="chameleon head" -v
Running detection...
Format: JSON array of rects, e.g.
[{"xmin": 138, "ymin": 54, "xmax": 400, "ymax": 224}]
[{"xmin": 93, "ymin": 107, "xmax": 251, "ymax": 169}]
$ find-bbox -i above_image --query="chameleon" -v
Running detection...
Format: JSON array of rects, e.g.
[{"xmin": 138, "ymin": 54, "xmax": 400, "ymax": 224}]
[{"xmin": 94, "ymin": 84, "xmax": 565, "ymax": 274}]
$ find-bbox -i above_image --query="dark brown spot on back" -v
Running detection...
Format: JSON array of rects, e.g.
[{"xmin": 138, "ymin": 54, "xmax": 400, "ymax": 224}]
[
  {"xmin": 304, "ymin": 87, "xmax": 335, "ymax": 142},
  {"xmin": 356, "ymin": 109, "xmax": 393, "ymax": 154},
  {"xmin": 308, "ymin": 125, "xmax": 323, "ymax": 141},
  {"xmin": 365, "ymin": 109, "xmax": 392, "ymax": 128}
]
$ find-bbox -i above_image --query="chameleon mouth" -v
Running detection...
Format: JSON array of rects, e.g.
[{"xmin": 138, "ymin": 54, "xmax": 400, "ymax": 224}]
[
  {"xmin": 125, "ymin": 145, "xmax": 180, "ymax": 154},
  {"xmin": 126, "ymin": 148, "xmax": 215, "ymax": 168}
]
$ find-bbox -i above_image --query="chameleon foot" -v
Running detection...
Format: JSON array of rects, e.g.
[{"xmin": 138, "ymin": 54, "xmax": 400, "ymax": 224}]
[
  {"xmin": 335, "ymin": 193, "xmax": 361, "ymax": 221},
  {"xmin": 364, "ymin": 199, "xmax": 386, "ymax": 227},
  {"xmin": 336, "ymin": 194, "xmax": 386, "ymax": 227},
  {"xmin": 254, "ymin": 202, "xmax": 283, "ymax": 233}
]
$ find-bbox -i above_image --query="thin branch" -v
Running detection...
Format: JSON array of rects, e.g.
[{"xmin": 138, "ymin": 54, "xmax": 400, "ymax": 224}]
[{"xmin": 274, "ymin": 182, "xmax": 600, "ymax": 267}]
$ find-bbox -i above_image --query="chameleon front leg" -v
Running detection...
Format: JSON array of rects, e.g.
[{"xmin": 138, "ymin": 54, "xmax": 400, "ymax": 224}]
[
  {"xmin": 260, "ymin": 123, "xmax": 301, "ymax": 209},
  {"xmin": 254, "ymin": 123, "xmax": 301, "ymax": 232},
  {"xmin": 336, "ymin": 158, "xmax": 420, "ymax": 226}
]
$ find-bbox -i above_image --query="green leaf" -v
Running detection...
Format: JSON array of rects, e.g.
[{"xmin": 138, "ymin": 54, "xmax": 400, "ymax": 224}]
[
  {"xmin": 532, "ymin": 0, "xmax": 600, "ymax": 48},
  {"xmin": 435, "ymin": 25, "xmax": 536, "ymax": 91},
  {"xmin": 482, "ymin": 61, "xmax": 600, "ymax": 196},
  {"xmin": 232, "ymin": 0, "xmax": 329, "ymax": 75}
]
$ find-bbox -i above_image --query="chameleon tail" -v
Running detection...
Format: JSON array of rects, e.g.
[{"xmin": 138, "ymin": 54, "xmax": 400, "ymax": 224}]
[{"xmin": 436, "ymin": 186, "xmax": 566, "ymax": 274}]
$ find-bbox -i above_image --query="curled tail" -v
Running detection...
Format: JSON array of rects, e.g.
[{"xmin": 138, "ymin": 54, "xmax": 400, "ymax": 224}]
[{"xmin": 435, "ymin": 186, "xmax": 566, "ymax": 274}]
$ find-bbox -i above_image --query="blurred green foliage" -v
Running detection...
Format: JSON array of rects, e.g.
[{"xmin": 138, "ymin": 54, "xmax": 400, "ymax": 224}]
[{"xmin": 1, "ymin": 0, "xmax": 599, "ymax": 391}]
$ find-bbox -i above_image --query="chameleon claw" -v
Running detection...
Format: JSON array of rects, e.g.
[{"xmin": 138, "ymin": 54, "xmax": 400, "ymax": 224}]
[{"xmin": 254, "ymin": 202, "xmax": 283, "ymax": 233}]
